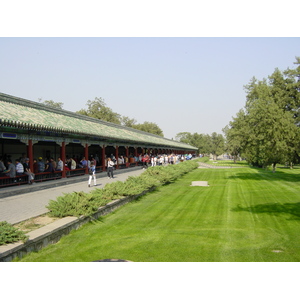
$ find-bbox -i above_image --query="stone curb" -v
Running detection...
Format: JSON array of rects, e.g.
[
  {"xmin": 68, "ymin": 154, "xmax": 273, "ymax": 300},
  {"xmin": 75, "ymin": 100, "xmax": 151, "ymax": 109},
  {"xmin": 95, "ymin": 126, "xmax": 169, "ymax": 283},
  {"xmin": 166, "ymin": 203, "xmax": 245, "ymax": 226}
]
[{"xmin": 0, "ymin": 188, "xmax": 153, "ymax": 262}]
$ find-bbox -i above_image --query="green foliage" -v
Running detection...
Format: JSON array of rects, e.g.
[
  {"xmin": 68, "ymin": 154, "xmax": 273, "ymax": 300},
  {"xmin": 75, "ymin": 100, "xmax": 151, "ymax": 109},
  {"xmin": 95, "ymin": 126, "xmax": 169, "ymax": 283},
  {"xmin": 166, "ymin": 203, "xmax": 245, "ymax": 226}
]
[
  {"xmin": 47, "ymin": 192, "xmax": 105, "ymax": 218},
  {"xmin": 38, "ymin": 98, "xmax": 64, "ymax": 109},
  {"xmin": 175, "ymin": 132, "xmax": 225, "ymax": 155},
  {"xmin": 121, "ymin": 116, "xmax": 137, "ymax": 127},
  {"xmin": 224, "ymin": 57, "xmax": 300, "ymax": 169},
  {"xmin": 0, "ymin": 221, "xmax": 28, "ymax": 245},
  {"xmin": 76, "ymin": 97, "xmax": 164, "ymax": 136},
  {"xmin": 210, "ymin": 132, "xmax": 225, "ymax": 159},
  {"xmin": 46, "ymin": 161, "xmax": 198, "ymax": 218},
  {"xmin": 131, "ymin": 121, "xmax": 164, "ymax": 137},
  {"xmin": 76, "ymin": 97, "xmax": 121, "ymax": 124},
  {"xmin": 199, "ymin": 156, "xmax": 209, "ymax": 163}
]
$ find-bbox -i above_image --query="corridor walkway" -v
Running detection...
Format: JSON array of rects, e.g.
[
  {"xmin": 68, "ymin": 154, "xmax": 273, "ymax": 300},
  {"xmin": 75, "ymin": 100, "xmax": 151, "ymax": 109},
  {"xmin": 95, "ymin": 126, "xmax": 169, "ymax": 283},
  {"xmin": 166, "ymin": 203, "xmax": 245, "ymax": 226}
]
[{"xmin": 0, "ymin": 167, "xmax": 145, "ymax": 225}]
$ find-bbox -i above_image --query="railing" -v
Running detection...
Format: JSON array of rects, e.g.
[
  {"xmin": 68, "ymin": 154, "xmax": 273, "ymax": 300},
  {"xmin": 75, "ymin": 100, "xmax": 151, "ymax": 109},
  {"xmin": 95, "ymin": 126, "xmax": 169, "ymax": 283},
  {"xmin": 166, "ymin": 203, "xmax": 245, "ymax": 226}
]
[
  {"xmin": 65, "ymin": 168, "xmax": 86, "ymax": 178},
  {"xmin": 117, "ymin": 163, "xmax": 127, "ymax": 169},
  {"xmin": 0, "ymin": 171, "xmax": 63, "ymax": 188},
  {"xmin": 95, "ymin": 166, "xmax": 103, "ymax": 173},
  {"xmin": 0, "ymin": 174, "xmax": 28, "ymax": 187},
  {"xmin": 34, "ymin": 171, "xmax": 62, "ymax": 182},
  {"xmin": 0, "ymin": 162, "xmax": 142, "ymax": 189},
  {"xmin": 129, "ymin": 163, "xmax": 137, "ymax": 167}
]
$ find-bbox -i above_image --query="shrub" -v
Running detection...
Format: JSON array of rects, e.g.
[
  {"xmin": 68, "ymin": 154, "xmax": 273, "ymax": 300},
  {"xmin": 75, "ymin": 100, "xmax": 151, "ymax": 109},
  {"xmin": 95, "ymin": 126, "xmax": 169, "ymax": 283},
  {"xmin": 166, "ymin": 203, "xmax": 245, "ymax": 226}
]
[
  {"xmin": 47, "ymin": 192, "xmax": 104, "ymax": 218},
  {"xmin": 199, "ymin": 156, "xmax": 209, "ymax": 163},
  {"xmin": 0, "ymin": 221, "xmax": 28, "ymax": 245},
  {"xmin": 46, "ymin": 160, "xmax": 199, "ymax": 218}
]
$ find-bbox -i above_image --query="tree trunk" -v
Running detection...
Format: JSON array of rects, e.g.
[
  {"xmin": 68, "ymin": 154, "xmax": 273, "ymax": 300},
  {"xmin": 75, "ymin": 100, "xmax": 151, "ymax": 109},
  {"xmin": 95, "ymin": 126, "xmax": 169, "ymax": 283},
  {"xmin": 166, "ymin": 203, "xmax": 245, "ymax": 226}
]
[{"xmin": 272, "ymin": 163, "xmax": 277, "ymax": 173}]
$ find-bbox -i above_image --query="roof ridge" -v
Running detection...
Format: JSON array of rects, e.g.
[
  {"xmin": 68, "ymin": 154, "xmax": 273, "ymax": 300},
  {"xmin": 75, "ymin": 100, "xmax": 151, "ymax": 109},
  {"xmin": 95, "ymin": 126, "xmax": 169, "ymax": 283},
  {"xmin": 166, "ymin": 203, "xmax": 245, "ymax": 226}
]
[{"xmin": 0, "ymin": 92, "xmax": 197, "ymax": 149}]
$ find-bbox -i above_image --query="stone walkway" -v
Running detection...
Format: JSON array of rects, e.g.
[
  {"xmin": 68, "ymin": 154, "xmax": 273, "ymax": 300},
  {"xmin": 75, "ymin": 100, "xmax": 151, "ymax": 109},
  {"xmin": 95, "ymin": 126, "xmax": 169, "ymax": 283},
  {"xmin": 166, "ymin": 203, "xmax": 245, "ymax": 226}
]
[
  {"xmin": 198, "ymin": 162, "xmax": 238, "ymax": 169},
  {"xmin": 0, "ymin": 167, "xmax": 145, "ymax": 225}
]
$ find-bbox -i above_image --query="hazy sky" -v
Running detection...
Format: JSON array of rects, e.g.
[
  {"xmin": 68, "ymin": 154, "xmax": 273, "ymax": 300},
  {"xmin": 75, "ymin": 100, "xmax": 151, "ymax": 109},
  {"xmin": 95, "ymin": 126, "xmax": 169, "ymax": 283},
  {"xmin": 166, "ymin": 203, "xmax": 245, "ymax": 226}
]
[
  {"xmin": 1, "ymin": 1, "xmax": 298, "ymax": 295},
  {"xmin": 1, "ymin": 37, "xmax": 299, "ymax": 139}
]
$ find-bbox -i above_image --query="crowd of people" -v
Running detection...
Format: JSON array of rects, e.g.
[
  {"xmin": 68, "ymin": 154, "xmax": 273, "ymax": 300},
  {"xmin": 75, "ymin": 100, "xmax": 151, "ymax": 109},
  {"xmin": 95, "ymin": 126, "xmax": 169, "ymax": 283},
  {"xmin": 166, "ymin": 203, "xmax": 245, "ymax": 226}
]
[
  {"xmin": 0, "ymin": 154, "xmax": 65, "ymax": 184},
  {"xmin": 138, "ymin": 153, "xmax": 193, "ymax": 169},
  {"xmin": 0, "ymin": 152, "xmax": 194, "ymax": 187}
]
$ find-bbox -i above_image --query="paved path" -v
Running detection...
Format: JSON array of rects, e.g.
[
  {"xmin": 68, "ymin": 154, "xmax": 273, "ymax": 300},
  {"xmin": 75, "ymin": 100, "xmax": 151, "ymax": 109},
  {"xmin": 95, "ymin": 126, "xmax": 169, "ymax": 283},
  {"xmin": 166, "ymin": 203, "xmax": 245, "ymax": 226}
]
[
  {"xmin": 198, "ymin": 162, "xmax": 239, "ymax": 169},
  {"xmin": 0, "ymin": 168, "xmax": 145, "ymax": 225}
]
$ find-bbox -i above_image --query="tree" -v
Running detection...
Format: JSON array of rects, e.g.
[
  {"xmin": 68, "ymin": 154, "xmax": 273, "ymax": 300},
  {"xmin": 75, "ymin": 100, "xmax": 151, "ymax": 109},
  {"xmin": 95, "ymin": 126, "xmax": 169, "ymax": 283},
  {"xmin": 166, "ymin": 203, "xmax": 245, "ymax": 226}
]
[
  {"xmin": 223, "ymin": 109, "xmax": 247, "ymax": 163},
  {"xmin": 175, "ymin": 132, "xmax": 193, "ymax": 145},
  {"xmin": 121, "ymin": 116, "xmax": 137, "ymax": 127},
  {"xmin": 77, "ymin": 97, "xmax": 164, "ymax": 136},
  {"xmin": 76, "ymin": 97, "xmax": 121, "ymax": 125},
  {"xmin": 246, "ymin": 88, "xmax": 297, "ymax": 171},
  {"xmin": 38, "ymin": 98, "xmax": 64, "ymax": 109},
  {"xmin": 175, "ymin": 132, "xmax": 224, "ymax": 156},
  {"xmin": 133, "ymin": 122, "xmax": 164, "ymax": 137},
  {"xmin": 210, "ymin": 132, "xmax": 225, "ymax": 160},
  {"xmin": 225, "ymin": 58, "xmax": 300, "ymax": 171}
]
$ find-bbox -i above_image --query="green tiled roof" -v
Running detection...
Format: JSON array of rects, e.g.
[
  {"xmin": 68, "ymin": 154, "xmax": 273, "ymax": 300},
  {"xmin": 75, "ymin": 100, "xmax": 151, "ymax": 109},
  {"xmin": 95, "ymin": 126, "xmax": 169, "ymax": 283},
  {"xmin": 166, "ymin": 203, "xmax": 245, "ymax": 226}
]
[{"xmin": 0, "ymin": 93, "xmax": 197, "ymax": 151}]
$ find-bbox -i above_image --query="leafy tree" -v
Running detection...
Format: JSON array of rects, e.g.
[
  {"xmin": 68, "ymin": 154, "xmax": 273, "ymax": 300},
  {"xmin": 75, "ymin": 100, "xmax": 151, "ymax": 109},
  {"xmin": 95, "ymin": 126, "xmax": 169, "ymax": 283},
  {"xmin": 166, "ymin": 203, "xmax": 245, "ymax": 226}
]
[
  {"xmin": 223, "ymin": 109, "xmax": 247, "ymax": 163},
  {"xmin": 225, "ymin": 58, "xmax": 300, "ymax": 171},
  {"xmin": 175, "ymin": 132, "xmax": 224, "ymax": 156},
  {"xmin": 133, "ymin": 121, "xmax": 164, "ymax": 137},
  {"xmin": 38, "ymin": 98, "xmax": 64, "ymax": 109},
  {"xmin": 210, "ymin": 132, "xmax": 225, "ymax": 160},
  {"xmin": 175, "ymin": 132, "xmax": 193, "ymax": 145},
  {"xmin": 121, "ymin": 116, "xmax": 137, "ymax": 127},
  {"xmin": 246, "ymin": 88, "xmax": 297, "ymax": 171},
  {"xmin": 77, "ymin": 97, "xmax": 164, "ymax": 136},
  {"xmin": 77, "ymin": 97, "xmax": 121, "ymax": 125}
]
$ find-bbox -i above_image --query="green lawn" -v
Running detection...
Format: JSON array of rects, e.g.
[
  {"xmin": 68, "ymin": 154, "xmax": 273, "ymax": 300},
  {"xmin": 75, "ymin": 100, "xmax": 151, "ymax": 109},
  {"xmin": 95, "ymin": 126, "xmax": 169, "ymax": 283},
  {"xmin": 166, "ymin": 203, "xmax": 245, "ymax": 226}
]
[{"xmin": 19, "ymin": 166, "xmax": 300, "ymax": 261}]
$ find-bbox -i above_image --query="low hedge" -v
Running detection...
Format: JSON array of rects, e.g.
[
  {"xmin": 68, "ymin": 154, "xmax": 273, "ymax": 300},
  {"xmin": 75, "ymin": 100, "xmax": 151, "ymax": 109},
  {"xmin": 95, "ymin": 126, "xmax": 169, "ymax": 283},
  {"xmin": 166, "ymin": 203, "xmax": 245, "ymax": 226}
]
[
  {"xmin": 0, "ymin": 221, "xmax": 28, "ymax": 245},
  {"xmin": 47, "ymin": 160, "xmax": 199, "ymax": 218}
]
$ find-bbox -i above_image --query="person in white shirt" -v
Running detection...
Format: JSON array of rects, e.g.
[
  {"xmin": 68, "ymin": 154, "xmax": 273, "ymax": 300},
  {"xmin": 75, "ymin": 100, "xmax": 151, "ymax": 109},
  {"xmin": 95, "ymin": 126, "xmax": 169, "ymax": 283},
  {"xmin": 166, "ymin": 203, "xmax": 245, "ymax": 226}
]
[
  {"xmin": 56, "ymin": 157, "xmax": 64, "ymax": 171},
  {"xmin": 88, "ymin": 161, "xmax": 96, "ymax": 187},
  {"xmin": 107, "ymin": 157, "xmax": 114, "ymax": 179},
  {"xmin": 15, "ymin": 159, "xmax": 24, "ymax": 175}
]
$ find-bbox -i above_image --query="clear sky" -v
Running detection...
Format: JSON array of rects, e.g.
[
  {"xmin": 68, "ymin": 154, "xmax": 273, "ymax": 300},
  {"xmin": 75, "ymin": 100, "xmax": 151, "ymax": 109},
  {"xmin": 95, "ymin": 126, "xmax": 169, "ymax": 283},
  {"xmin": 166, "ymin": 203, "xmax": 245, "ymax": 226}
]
[
  {"xmin": 1, "ymin": 37, "xmax": 299, "ymax": 139},
  {"xmin": 1, "ymin": 1, "xmax": 299, "ymax": 140}
]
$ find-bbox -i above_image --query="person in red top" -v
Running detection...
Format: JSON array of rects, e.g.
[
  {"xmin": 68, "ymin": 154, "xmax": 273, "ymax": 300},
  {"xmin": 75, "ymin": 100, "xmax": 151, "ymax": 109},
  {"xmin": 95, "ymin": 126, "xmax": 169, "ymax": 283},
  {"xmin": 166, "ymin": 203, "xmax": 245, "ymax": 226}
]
[{"xmin": 142, "ymin": 155, "xmax": 149, "ymax": 169}]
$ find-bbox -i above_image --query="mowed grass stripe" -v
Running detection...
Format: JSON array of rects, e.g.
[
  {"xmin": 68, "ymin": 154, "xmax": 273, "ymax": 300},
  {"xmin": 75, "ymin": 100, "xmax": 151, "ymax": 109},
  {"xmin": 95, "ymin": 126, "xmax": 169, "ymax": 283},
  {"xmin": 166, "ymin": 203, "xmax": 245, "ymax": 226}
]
[
  {"xmin": 231, "ymin": 168, "xmax": 300, "ymax": 261},
  {"xmin": 19, "ymin": 167, "xmax": 300, "ymax": 262}
]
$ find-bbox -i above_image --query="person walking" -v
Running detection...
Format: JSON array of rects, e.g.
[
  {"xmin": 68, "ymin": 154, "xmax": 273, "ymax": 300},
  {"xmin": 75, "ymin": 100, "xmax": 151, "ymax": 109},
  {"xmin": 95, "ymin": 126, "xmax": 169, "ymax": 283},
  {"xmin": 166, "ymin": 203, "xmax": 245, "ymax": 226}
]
[
  {"xmin": 88, "ymin": 161, "xmax": 96, "ymax": 187},
  {"xmin": 107, "ymin": 157, "xmax": 114, "ymax": 179}
]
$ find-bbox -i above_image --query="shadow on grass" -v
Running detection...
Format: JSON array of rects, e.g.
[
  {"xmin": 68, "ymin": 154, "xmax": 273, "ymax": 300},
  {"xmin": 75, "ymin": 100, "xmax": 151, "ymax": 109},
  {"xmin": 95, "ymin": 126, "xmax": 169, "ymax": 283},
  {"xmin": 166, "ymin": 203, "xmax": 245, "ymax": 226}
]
[
  {"xmin": 228, "ymin": 168, "xmax": 300, "ymax": 183},
  {"xmin": 232, "ymin": 202, "xmax": 300, "ymax": 220}
]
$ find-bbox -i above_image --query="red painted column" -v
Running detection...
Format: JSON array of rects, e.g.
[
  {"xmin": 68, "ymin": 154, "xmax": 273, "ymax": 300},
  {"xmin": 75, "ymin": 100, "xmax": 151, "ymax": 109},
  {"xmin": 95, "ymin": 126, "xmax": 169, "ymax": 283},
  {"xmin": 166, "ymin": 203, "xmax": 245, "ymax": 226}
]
[
  {"xmin": 126, "ymin": 146, "xmax": 129, "ymax": 167},
  {"xmin": 116, "ymin": 146, "xmax": 119, "ymax": 169},
  {"xmin": 135, "ymin": 147, "xmax": 138, "ymax": 166},
  {"xmin": 102, "ymin": 145, "xmax": 106, "ymax": 171},
  {"xmin": 61, "ymin": 141, "xmax": 66, "ymax": 178},
  {"xmin": 28, "ymin": 139, "xmax": 34, "ymax": 171},
  {"xmin": 84, "ymin": 144, "xmax": 89, "ymax": 174}
]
